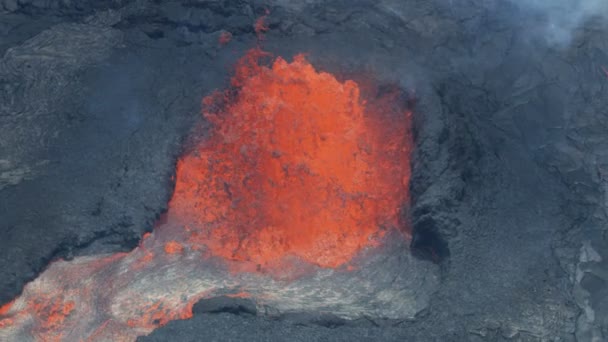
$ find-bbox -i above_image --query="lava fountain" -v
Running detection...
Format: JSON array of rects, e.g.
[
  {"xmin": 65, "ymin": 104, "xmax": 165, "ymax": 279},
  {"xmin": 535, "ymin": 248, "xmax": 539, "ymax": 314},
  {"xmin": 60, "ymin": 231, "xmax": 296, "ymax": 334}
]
[
  {"xmin": 0, "ymin": 49, "xmax": 434, "ymax": 342},
  {"xmin": 173, "ymin": 49, "xmax": 412, "ymax": 270}
]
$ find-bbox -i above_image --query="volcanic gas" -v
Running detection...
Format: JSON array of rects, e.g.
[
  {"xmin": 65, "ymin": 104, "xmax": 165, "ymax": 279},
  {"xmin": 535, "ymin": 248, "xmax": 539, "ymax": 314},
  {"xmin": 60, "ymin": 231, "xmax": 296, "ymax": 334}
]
[{"xmin": 0, "ymin": 49, "xmax": 414, "ymax": 341}]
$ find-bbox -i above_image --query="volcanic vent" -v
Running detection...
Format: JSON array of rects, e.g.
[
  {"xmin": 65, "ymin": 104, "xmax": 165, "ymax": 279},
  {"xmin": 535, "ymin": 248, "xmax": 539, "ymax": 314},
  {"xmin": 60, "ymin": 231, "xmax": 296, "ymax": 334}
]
[{"xmin": 0, "ymin": 49, "xmax": 438, "ymax": 341}]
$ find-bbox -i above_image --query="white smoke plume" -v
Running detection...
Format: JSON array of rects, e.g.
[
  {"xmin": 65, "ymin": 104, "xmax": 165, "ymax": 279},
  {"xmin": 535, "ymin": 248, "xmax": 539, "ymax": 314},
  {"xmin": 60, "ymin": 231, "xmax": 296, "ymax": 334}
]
[{"xmin": 509, "ymin": 0, "xmax": 608, "ymax": 46}]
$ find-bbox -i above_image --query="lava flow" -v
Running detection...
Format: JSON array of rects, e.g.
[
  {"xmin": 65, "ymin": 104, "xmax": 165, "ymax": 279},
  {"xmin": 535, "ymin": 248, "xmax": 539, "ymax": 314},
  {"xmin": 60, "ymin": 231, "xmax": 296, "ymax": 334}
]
[{"xmin": 0, "ymin": 49, "xmax": 413, "ymax": 341}]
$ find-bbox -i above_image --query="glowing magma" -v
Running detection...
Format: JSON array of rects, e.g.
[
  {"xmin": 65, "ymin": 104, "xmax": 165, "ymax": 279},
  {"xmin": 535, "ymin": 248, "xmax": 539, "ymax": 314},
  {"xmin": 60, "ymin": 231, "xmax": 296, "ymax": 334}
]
[
  {"xmin": 173, "ymin": 49, "xmax": 411, "ymax": 269},
  {"xmin": 0, "ymin": 50, "xmax": 413, "ymax": 341}
]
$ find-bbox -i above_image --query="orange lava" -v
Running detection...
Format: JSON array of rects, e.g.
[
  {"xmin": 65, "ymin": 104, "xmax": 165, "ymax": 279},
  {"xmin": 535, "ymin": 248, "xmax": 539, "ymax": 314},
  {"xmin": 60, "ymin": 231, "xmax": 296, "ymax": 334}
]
[
  {"xmin": 169, "ymin": 49, "xmax": 412, "ymax": 269},
  {"xmin": 0, "ymin": 301, "xmax": 14, "ymax": 328},
  {"xmin": 35, "ymin": 298, "xmax": 75, "ymax": 329},
  {"xmin": 164, "ymin": 241, "xmax": 184, "ymax": 254},
  {"xmin": 0, "ymin": 301, "xmax": 13, "ymax": 316}
]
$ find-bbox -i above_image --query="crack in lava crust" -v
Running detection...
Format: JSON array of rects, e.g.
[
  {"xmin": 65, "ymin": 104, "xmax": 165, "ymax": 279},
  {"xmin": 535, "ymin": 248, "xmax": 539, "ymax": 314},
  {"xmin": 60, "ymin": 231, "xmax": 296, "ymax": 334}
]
[{"xmin": 0, "ymin": 50, "xmax": 428, "ymax": 341}]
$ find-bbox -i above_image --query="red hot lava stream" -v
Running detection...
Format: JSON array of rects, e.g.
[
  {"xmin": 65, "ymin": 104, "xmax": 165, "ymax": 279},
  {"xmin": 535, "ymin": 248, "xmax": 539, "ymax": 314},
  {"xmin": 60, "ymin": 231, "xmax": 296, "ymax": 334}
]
[{"xmin": 0, "ymin": 49, "xmax": 413, "ymax": 341}]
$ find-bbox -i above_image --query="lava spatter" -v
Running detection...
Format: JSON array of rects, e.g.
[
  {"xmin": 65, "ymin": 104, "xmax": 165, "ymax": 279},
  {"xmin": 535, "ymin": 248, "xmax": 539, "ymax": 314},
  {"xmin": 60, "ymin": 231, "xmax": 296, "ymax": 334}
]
[{"xmin": 0, "ymin": 50, "xmax": 413, "ymax": 341}]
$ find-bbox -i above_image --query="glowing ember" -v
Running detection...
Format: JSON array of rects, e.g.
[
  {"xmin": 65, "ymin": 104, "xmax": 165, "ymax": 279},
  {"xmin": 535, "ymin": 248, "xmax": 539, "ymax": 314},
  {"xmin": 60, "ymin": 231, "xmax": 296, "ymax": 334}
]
[{"xmin": 0, "ymin": 50, "xmax": 414, "ymax": 341}]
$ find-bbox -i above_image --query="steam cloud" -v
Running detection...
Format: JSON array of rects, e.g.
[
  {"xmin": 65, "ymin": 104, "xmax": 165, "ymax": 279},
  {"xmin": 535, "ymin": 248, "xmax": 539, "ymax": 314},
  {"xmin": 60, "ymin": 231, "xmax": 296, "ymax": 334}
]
[{"xmin": 509, "ymin": 0, "xmax": 608, "ymax": 45}]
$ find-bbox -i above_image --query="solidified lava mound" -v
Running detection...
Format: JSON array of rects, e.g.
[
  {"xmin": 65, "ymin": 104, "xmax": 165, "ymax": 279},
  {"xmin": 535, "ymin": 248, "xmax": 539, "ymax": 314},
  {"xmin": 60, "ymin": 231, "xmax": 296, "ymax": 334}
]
[
  {"xmin": 172, "ymin": 49, "xmax": 413, "ymax": 270},
  {"xmin": 0, "ymin": 49, "xmax": 418, "ymax": 341}
]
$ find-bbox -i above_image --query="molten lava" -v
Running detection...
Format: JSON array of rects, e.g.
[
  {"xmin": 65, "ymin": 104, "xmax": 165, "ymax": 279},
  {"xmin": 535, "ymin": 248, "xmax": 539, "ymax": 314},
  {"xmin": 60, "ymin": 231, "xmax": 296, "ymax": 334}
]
[
  {"xmin": 171, "ymin": 49, "xmax": 412, "ymax": 269},
  {"xmin": 0, "ymin": 49, "xmax": 413, "ymax": 341}
]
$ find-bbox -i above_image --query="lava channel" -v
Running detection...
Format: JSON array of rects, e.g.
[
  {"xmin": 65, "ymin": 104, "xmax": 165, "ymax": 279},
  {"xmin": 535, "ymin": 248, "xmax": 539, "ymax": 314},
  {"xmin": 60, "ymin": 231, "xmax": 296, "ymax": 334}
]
[{"xmin": 0, "ymin": 49, "xmax": 416, "ymax": 341}]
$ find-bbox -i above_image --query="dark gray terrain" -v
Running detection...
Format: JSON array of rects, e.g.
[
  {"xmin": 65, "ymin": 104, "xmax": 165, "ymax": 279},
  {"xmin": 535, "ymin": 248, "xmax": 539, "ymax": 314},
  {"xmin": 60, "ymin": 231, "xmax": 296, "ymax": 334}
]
[{"xmin": 1, "ymin": 0, "xmax": 607, "ymax": 341}]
